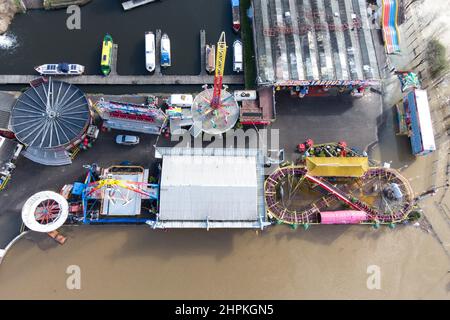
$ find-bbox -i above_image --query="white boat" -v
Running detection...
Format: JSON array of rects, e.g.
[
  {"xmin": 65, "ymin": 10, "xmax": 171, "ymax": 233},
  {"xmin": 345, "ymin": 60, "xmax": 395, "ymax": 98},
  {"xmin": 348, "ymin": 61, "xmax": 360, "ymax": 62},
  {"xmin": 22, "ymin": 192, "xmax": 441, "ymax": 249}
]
[
  {"xmin": 122, "ymin": 0, "xmax": 161, "ymax": 11},
  {"xmin": 233, "ymin": 40, "xmax": 243, "ymax": 73},
  {"xmin": 35, "ymin": 63, "xmax": 85, "ymax": 76},
  {"xmin": 205, "ymin": 44, "xmax": 216, "ymax": 73},
  {"xmin": 161, "ymin": 33, "xmax": 171, "ymax": 67},
  {"xmin": 145, "ymin": 31, "xmax": 156, "ymax": 72}
]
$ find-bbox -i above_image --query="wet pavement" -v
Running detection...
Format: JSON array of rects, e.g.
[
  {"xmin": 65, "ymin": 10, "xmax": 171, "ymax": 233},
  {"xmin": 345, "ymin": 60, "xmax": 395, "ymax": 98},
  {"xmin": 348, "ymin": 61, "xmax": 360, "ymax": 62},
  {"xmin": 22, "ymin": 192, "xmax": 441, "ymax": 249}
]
[
  {"xmin": 272, "ymin": 91, "xmax": 383, "ymax": 162},
  {"xmin": 0, "ymin": 91, "xmax": 18, "ymax": 128}
]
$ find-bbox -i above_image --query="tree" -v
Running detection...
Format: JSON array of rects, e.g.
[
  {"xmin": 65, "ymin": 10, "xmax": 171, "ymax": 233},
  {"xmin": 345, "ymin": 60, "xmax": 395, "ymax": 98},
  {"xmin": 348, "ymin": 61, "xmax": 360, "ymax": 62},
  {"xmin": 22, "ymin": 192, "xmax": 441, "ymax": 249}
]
[
  {"xmin": 426, "ymin": 39, "xmax": 449, "ymax": 79},
  {"xmin": 408, "ymin": 211, "xmax": 421, "ymax": 222}
]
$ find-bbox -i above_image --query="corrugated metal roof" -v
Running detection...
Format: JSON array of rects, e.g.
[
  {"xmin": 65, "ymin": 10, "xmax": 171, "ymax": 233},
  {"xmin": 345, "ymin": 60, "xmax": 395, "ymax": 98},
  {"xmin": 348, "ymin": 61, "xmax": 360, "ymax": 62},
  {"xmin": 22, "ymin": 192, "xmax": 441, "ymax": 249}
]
[
  {"xmin": 0, "ymin": 110, "xmax": 11, "ymax": 131},
  {"xmin": 159, "ymin": 154, "xmax": 259, "ymax": 222},
  {"xmin": 306, "ymin": 157, "xmax": 369, "ymax": 177},
  {"xmin": 0, "ymin": 92, "xmax": 15, "ymax": 130},
  {"xmin": 11, "ymin": 79, "xmax": 90, "ymax": 148},
  {"xmin": 0, "ymin": 137, "xmax": 19, "ymax": 171},
  {"xmin": 252, "ymin": 0, "xmax": 380, "ymax": 85}
]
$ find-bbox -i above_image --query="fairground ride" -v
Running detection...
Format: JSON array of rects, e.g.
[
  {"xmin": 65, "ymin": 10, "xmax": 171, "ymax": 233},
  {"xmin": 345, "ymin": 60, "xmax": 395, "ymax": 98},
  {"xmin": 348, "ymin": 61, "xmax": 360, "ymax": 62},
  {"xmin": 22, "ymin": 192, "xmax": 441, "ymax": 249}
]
[
  {"xmin": 191, "ymin": 32, "xmax": 240, "ymax": 136},
  {"xmin": 265, "ymin": 165, "xmax": 415, "ymax": 229},
  {"xmin": 79, "ymin": 165, "xmax": 159, "ymax": 224}
]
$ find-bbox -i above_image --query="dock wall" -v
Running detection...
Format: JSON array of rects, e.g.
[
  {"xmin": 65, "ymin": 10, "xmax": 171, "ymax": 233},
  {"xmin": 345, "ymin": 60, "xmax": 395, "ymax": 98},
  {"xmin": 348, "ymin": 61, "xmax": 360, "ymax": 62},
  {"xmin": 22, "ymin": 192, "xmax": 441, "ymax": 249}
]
[
  {"xmin": 43, "ymin": 0, "xmax": 91, "ymax": 10},
  {"xmin": 0, "ymin": 74, "xmax": 244, "ymax": 85},
  {"xmin": 22, "ymin": 0, "xmax": 42, "ymax": 9}
]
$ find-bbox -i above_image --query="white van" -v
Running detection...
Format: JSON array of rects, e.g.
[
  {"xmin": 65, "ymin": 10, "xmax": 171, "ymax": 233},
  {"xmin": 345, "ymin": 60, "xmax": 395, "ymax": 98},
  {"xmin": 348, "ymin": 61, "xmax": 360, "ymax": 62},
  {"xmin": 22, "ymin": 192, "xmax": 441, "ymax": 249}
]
[{"xmin": 167, "ymin": 94, "xmax": 194, "ymax": 108}]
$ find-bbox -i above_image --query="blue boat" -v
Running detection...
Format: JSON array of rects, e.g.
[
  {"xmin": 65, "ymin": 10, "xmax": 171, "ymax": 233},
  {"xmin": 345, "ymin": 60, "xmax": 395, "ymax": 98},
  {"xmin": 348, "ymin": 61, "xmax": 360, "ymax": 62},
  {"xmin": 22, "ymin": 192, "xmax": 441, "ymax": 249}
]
[{"xmin": 160, "ymin": 33, "xmax": 171, "ymax": 67}]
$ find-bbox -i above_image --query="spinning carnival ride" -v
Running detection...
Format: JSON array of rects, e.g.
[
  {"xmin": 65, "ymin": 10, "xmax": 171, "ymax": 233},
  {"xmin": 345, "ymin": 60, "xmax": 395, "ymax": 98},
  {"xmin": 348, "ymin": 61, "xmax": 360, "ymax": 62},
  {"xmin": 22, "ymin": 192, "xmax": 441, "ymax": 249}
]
[
  {"xmin": 86, "ymin": 178, "xmax": 157, "ymax": 202},
  {"xmin": 11, "ymin": 78, "xmax": 91, "ymax": 165},
  {"xmin": 93, "ymin": 98, "xmax": 167, "ymax": 135},
  {"xmin": 80, "ymin": 165, "xmax": 159, "ymax": 223},
  {"xmin": 191, "ymin": 32, "xmax": 240, "ymax": 136},
  {"xmin": 21, "ymin": 191, "xmax": 69, "ymax": 232}
]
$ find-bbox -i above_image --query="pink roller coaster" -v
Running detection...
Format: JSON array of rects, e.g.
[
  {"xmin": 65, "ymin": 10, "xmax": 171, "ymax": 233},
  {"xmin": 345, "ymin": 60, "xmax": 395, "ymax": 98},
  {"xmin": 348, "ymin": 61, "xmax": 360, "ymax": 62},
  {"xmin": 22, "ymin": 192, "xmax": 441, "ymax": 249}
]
[{"xmin": 264, "ymin": 166, "xmax": 415, "ymax": 227}]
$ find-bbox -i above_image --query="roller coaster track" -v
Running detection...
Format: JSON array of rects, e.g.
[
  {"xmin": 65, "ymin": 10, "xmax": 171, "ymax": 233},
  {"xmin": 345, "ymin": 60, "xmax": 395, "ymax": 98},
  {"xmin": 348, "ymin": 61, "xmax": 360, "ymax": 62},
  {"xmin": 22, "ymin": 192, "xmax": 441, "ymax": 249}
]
[
  {"xmin": 304, "ymin": 174, "xmax": 378, "ymax": 219},
  {"xmin": 264, "ymin": 166, "xmax": 415, "ymax": 225}
]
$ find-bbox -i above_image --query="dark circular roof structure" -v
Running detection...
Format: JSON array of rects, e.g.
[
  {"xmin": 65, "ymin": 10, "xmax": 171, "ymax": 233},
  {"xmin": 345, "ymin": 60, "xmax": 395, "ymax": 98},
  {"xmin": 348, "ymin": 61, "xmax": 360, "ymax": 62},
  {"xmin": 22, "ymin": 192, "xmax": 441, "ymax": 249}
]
[{"xmin": 11, "ymin": 78, "xmax": 90, "ymax": 149}]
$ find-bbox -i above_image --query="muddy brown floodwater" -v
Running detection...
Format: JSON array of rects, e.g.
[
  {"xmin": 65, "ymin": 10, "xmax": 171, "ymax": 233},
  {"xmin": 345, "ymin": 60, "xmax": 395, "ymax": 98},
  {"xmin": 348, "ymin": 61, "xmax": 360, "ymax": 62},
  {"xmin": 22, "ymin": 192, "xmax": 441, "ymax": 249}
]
[
  {"xmin": 0, "ymin": 0, "xmax": 449, "ymax": 299},
  {"xmin": 0, "ymin": 226, "xmax": 448, "ymax": 299}
]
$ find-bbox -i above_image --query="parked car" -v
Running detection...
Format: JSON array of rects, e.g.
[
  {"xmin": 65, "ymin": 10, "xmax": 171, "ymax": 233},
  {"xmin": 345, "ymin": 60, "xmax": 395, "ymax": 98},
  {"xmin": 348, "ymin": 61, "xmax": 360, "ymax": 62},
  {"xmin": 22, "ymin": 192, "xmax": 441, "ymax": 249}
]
[{"xmin": 115, "ymin": 135, "xmax": 140, "ymax": 146}]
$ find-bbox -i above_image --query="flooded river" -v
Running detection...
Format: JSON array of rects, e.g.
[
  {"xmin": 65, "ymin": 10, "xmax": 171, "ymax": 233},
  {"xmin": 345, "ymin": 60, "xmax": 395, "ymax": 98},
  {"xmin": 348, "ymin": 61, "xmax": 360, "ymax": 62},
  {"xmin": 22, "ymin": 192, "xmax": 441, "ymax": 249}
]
[
  {"xmin": 0, "ymin": 225, "xmax": 448, "ymax": 299},
  {"xmin": 0, "ymin": 0, "xmax": 448, "ymax": 299}
]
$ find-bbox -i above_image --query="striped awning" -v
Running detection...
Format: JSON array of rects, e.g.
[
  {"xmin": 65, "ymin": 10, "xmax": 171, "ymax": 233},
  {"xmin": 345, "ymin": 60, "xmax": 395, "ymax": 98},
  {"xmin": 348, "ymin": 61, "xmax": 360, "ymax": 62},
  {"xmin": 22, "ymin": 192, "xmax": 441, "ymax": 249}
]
[{"xmin": 381, "ymin": 0, "xmax": 401, "ymax": 54}]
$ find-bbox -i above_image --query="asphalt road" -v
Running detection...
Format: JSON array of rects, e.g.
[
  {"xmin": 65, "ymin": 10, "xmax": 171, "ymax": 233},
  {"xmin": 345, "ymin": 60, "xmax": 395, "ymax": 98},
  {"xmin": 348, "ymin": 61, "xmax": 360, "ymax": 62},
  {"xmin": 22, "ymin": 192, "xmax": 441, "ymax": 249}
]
[{"xmin": 272, "ymin": 91, "xmax": 383, "ymax": 162}]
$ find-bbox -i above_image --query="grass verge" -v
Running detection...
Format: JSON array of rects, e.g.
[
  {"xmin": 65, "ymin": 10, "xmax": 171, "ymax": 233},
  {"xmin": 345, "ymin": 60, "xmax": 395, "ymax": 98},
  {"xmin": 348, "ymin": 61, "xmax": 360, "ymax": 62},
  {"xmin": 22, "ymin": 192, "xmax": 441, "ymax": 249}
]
[{"xmin": 240, "ymin": 0, "xmax": 257, "ymax": 89}]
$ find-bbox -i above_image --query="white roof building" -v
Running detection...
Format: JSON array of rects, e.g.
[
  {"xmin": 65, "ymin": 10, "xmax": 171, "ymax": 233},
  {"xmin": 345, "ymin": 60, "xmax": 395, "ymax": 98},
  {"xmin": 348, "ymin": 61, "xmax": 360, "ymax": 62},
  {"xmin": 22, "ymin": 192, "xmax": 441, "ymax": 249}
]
[
  {"xmin": 414, "ymin": 90, "xmax": 435, "ymax": 153},
  {"xmin": 154, "ymin": 148, "xmax": 268, "ymax": 229}
]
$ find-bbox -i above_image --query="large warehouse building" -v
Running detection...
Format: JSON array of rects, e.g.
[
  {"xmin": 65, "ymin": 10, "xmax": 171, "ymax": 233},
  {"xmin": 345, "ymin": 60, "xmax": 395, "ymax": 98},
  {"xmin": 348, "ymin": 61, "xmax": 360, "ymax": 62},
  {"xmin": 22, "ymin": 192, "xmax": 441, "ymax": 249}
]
[
  {"xmin": 154, "ymin": 148, "xmax": 269, "ymax": 229},
  {"xmin": 252, "ymin": 0, "xmax": 380, "ymax": 92}
]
